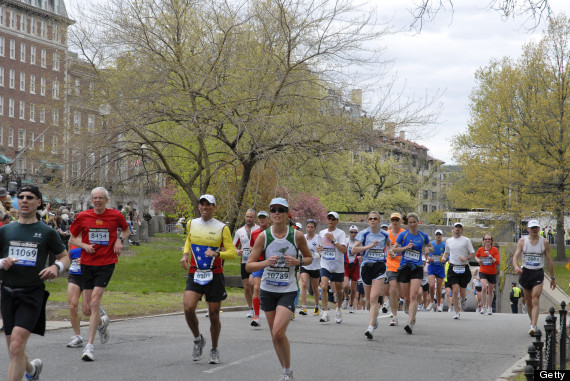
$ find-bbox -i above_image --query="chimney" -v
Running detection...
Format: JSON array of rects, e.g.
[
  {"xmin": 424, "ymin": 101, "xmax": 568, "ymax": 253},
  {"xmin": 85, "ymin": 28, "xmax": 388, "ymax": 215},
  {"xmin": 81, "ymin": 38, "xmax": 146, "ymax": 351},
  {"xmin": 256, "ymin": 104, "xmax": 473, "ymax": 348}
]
[
  {"xmin": 351, "ymin": 89, "xmax": 362, "ymax": 107},
  {"xmin": 385, "ymin": 122, "xmax": 395, "ymax": 137}
]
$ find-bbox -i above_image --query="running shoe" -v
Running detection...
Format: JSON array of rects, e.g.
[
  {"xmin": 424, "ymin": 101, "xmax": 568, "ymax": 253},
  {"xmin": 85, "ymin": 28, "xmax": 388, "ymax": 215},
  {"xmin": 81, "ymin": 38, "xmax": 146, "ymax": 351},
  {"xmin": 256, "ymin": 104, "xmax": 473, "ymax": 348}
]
[
  {"xmin": 280, "ymin": 372, "xmax": 295, "ymax": 381},
  {"xmin": 453, "ymin": 312, "xmax": 460, "ymax": 320},
  {"xmin": 99, "ymin": 305, "xmax": 107, "ymax": 318},
  {"xmin": 25, "ymin": 358, "xmax": 43, "ymax": 380},
  {"xmin": 381, "ymin": 303, "xmax": 388, "ymax": 313},
  {"xmin": 404, "ymin": 305, "xmax": 409, "ymax": 315},
  {"xmin": 389, "ymin": 309, "xmax": 394, "ymax": 318},
  {"xmin": 348, "ymin": 305, "xmax": 354, "ymax": 313},
  {"xmin": 389, "ymin": 317, "xmax": 399, "ymax": 326},
  {"xmin": 291, "ymin": 313, "xmax": 296, "ymax": 321},
  {"xmin": 475, "ymin": 308, "xmax": 480, "ymax": 314},
  {"xmin": 192, "ymin": 334, "xmax": 206, "ymax": 361},
  {"xmin": 449, "ymin": 305, "xmax": 454, "ymax": 312},
  {"xmin": 529, "ymin": 325, "xmax": 537, "ymax": 336},
  {"xmin": 365, "ymin": 327, "xmax": 374, "ymax": 340},
  {"xmin": 209, "ymin": 348, "xmax": 220, "ymax": 364},
  {"xmin": 67, "ymin": 335, "xmax": 84, "ymax": 348},
  {"xmin": 427, "ymin": 302, "xmax": 435, "ymax": 311},
  {"xmin": 313, "ymin": 306, "xmax": 320, "ymax": 316},
  {"xmin": 417, "ymin": 304, "xmax": 423, "ymax": 311},
  {"xmin": 342, "ymin": 299, "xmax": 348, "ymax": 310},
  {"xmin": 320, "ymin": 311, "xmax": 329, "ymax": 322},
  {"xmin": 98, "ymin": 315, "xmax": 110, "ymax": 344},
  {"xmin": 335, "ymin": 309, "xmax": 342, "ymax": 324},
  {"xmin": 299, "ymin": 307, "xmax": 308, "ymax": 316},
  {"xmin": 404, "ymin": 322, "xmax": 414, "ymax": 334},
  {"xmin": 82, "ymin": 344, "xmax": 95, "ymax": 361},
  {"xmin": 480, "ymin": 307, "xmax": 485, "ymax": 314},
  {"xmin": 488, "ymin": 309, "xmax": 493, "ymax": 316},
  {"xmin": 373, "ymin": 318, "xmax": 378, "ymax": 330},
  {"xmin": 251, "ymin": 318, "xmax": 261, "ymax": 327},
  {"xmin": 246, "ymin": 308, "xmax": 254, "ymax": 318},
  {"xmin": 436, "ymin": 305, "xmax": 443, "ymax": 312},
  {"xmin": 461, "ymin": 297, "xmax": 467, "ymax": 311}
]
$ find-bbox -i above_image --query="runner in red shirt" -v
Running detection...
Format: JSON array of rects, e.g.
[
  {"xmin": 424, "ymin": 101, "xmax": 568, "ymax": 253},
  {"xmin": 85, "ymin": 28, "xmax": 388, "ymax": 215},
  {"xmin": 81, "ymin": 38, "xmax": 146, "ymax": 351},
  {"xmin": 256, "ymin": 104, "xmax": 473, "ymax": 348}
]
[{"xmin": 69, "ymin": 187, "xmax": 130, "ymax": 362}]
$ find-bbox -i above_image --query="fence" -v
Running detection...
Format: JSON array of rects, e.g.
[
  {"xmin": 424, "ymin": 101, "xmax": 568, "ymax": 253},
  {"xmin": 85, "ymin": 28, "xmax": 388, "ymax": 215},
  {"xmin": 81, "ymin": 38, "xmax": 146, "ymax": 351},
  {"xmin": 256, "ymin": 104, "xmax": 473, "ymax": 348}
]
[
  {"xmin": 524, "ymin": 302, "xmax": 568, "ymax": 380},
  {"xmin": 165, "ymin": 223, "xmax": 183, "ymax": 234}
]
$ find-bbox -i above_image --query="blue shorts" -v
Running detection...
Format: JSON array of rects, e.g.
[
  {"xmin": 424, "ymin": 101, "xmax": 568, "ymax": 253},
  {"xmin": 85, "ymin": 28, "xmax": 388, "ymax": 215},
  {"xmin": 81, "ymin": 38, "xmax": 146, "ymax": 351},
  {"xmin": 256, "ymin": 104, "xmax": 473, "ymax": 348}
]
[
  {"xmin": 428, "ymin": 264, "xmax": 445, "ymax": 279},
  {"xmin": 320, "ymin": 268, "xmax": 344, "ymax": 283},
  {"xmin": 252, "ymin": 269, "xmax": 264, "ymax": 278}
]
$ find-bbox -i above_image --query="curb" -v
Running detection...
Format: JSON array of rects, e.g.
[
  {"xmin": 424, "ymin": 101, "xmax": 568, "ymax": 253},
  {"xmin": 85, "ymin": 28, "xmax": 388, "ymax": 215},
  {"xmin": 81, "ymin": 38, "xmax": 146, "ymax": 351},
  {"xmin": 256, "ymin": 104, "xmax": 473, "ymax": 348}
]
[{"xmin": 496, "ymin": 354, "xmax": 528, "ymax": 380}]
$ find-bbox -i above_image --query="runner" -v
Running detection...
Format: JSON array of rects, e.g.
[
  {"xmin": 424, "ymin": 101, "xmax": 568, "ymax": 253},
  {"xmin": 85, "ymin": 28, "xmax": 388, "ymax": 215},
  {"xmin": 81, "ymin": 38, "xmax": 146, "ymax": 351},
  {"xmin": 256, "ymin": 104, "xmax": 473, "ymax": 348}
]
[
  {"xmin": 249, "ymin": 210, "xmax": 271, "ymax": 327},
  {"xmin": 427, "ymin": 229, "xmax": 445, "ymax": 312},
  {"xmin": 66, "ymin": 245, "xmax": 89, "ymax": 349},
  {"xmin": 512, "ymin": 219, "xmax": 556, "ymax": 336},
  {"xmin": 343, "ymin": 225, "xmax": 360, "ymax": 313},
  {"xmin": 69, "ymin": 187, "xmax": 130, "ymax": 361},
  {"xmin": 298, "ymin": 219, "xmax": 321, "ymax": 316},
  {"xmin": 179, "ymin": 194, "xmax": 237, "ymax": 364},
  {"xmin": 0, "ymin": 185, "xmax": 69, "ymax": 381},
  {"xmin": 233, "ymin": 209, "xmax": 259, "ymax": 318},
  {"xmin": 392, "ymin": 213, "xmax": 433, "ymax": 334},
  {"xmin": 246, "ymin": 198, "xmax": 312, "ymax": 381},
  {"xmin": 351, "ymin": 211, "xmax": 390, "ymax": 340},
  {"xmin": 317, "ymin": 212, "xmax": 347, "ymax": 323},
  {"xmin": 419, "ymin": 266, "xmax": 429, "ymax": 311},
  {"xmin": 384, "ymin": 213, "xmax": 405, "ymax": 326},
  {"xmin": 472, "ymin": 268, "xmax": 482, "ymax": 313},
  {"xmin": 475, "ymin": 234, "xmax": 499, "ymax": 315},
  {"xmin": 441, "ymin": 222, "xmax": 474, "ymax": 320}
]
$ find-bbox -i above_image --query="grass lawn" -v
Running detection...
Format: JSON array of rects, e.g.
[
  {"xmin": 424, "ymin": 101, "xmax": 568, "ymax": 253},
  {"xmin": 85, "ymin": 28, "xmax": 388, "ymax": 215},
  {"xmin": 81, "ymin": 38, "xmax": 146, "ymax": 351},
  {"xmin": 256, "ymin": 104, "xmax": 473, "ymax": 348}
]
[{"xmin": 45, "ymin": 233, "xmax": 246, "ymax": 320}]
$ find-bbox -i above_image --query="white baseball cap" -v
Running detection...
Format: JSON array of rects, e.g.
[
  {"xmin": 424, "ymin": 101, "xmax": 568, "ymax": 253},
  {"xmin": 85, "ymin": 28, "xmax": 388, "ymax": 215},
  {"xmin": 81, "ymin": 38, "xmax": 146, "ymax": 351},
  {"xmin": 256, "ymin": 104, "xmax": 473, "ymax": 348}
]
[
  {"xmin": 435, "ymin": 229, "xmax": 443, "ymax": 235},
  {"xmin": 269, "ymin": 198, "xmax": 289, "ymax": 208},
  {"xmin": 198, "ymin": 194, "xmax": 216, "ymax": 205},
  {"xmin": 349, "ymin": 225, "xmax": 358, "ymax": 232},
  {"xmin": 327, "ymin": 211, "xmax": 339, "ymax": 220},
  {"xmin": 257, "ymin": 211, "xmax": 269, "ymax": 217},
  {"xmin": 453, "ymin": 222, "xmax": 463, "ymax": 228},
  {"xmin": 527, "ymin": 219, "xmax": 540, "ymax": 228}
]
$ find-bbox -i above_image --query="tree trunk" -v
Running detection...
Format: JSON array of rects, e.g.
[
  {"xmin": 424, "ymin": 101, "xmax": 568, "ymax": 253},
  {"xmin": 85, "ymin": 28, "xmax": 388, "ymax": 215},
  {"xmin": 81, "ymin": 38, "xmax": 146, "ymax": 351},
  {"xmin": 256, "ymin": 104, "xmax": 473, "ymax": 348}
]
[
  {"xmin": 555, "ymin": 206, "xmax": 566, "ymax": 261},
  {"xmin": 227, "ymin": 160, "xmax": 255, "ymax": 232}
]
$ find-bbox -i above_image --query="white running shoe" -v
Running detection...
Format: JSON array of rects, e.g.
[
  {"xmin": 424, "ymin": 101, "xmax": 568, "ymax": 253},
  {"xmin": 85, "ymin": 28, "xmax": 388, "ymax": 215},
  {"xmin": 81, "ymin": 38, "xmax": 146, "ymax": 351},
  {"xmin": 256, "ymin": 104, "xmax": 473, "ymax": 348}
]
[
  {"xmin": 98, "ymin": 315, "xmax": 110, "ymax": 344},
  {"xmin": 320, "ymin": 311, "xmax": 329, "ymax": 322},
  {"xmin": 404, "ymin": 305, "xmax": 409, "ymax": 315},
  {"xmin": 251, "ymin": 318, "xmax": 261, "ymax": 327},
  {"xmin": 365, "ymin": 327, "xmax": 374, "ymax": 340},
  {"xmin": 246, "ymin": 308, "xmax": 254, "ymax": 318},
  {"xmin": 381, "ymin": 302, "xmax": 388, "ymax": 313},
  {"xmin": 389, "ymin": 317, "xmax": 398, "ymax": 326},
  {"xmin": 488, "ymin": 309, "xmax": 493, "ymax": 315},
  {"xmin": 436, "ymin": 305, "xmax": 443, "ymax": 312},
  {"xmin": 475, "ymin": 308, "xmax": 480, "ymax": 314},
  {"xmin": 82, "ymin": 344, "xmax": 95, "ymax": 361},
  {"xmin": 335, "ymin": 309, "xmax": 343, "ymax": 324},
  {"xmin": 341, "ymin": 299, "xmax": 348, "ymax": 310},
  {"xmin": 26, "ymin": 358, "xmax": 43, "ymax": 380},
  {"xmin": 67, "ymin": 335, "xmax": 84, "ymax": 348},
  {"xmin": 280, "ymin": 372, "xmax": 295, "ymax": 381},
  {"xmin": 192, "ymin": 334, "xmax": 206, "ymax": 361},
  {"xmin": 427, "ymin": 302, "xmax": 435, "ymax": 311},
  {"xmin": 529, "ymin": 325, "xmax": 537, "ymax": 336},
  {"xmin": 453, "ymin": 312, "xmax": 460, "ymax": 320},
  {"xmin": 348, "ymin": 305, "xmax": 354, "ymax": 313},
  {"xmin": 209, "ymin": 348, "xmax": 220, "ymax": 364},
  {"xmin": 480, "ymin": 307, "xmax": 485, "ymax": 314}
]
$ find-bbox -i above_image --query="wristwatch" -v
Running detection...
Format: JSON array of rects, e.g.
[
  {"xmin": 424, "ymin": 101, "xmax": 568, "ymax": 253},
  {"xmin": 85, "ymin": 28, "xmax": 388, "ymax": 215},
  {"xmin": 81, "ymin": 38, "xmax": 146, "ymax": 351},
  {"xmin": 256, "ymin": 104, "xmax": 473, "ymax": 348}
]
[
  {"xmin": 331, "ymin": 240, "xmax": 336, "ymax": 245},
  {"xmin": 119, "ymin": 237, "xmax": 124, "ymax": 243},
  {"xmin": 299, "ymin": 256, "xmax": 304, "ymax": 266}
]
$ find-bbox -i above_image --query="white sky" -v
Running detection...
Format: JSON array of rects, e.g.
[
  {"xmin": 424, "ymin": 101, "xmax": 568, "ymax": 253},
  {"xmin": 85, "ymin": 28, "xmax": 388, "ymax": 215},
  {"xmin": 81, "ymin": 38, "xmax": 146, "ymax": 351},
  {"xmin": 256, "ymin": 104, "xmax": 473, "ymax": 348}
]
[{"xmin": 369, "ymin": 0, "xmax": 570, "ymax": 164}]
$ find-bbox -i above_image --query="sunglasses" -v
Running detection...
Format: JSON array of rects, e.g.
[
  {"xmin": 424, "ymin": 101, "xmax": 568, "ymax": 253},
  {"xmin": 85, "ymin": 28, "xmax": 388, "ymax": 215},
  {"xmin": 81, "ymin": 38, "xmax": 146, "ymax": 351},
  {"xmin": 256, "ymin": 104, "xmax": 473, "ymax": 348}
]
[
  {"xmin": 483, "ymin": 238, "xmax": 492, "ymax": 241},
  {"xmin": 368, "ymin": 217, "xmax": 379, "ymax": 221},
  {"xmin": 270, "ymin": 207, "xmax": 288, "ymax": 214},
  {"xmin": 391, "ymin": 218, "xmax": 400, "ymax": 222},
  {"xmin": 18, "ymin": 195, "xmax": 37, "ymax": 200},
  {"xmin": 350, "ymin": 231, "xmax": 358, "ymax": 233}
]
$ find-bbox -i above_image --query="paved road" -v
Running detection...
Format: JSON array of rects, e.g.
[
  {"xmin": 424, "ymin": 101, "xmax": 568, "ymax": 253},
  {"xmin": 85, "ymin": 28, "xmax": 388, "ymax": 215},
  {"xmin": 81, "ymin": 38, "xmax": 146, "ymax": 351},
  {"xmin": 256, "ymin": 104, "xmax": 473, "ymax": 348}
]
[{"xmin": 0, "ymin": 309, "xmax": 536, "ymax": 380}]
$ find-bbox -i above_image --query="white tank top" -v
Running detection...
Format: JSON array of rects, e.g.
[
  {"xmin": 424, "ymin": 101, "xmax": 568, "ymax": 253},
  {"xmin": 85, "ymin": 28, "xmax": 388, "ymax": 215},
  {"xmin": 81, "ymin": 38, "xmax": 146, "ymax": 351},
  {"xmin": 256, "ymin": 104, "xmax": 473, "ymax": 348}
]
[{"xmin": 521, "ymin": 235, "xmax": 545, "ymax": 270}]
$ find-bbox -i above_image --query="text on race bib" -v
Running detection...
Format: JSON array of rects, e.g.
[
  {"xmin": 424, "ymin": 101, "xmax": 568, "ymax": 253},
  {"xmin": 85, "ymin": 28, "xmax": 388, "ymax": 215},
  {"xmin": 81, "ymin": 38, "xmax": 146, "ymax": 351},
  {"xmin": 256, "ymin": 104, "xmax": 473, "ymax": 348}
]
[
  {"xmin": 367, "ymin": 249, "xmax": 386, "ymax": 261},
  {"xmin": 431, "ymin": 255, "xmax": 441, "ymax": 263},
  {"xmin": 523, "ymin": 254, "xmax": 542, "ymax": 267},
  {"xmin": 481, "ymin": 257, "xmax": 493, "ymax": 266},
  {"xmin": 453, "ymin": 265, "xmax": 466, "ymax": 274},
  {"xmin": 265, "ymin": 266, "xmax": 290, "ymax": 286},
  {"xmin": 69, "ymin": 259, "xmax": 81, "ymax": 275},
  {"xmin": 194, "ymin": 269, "xmax": 213, "ymax": 285},
  {"xmin": 89, "ymin": 228, "xmax": 110, "ymax": 245},
  {"xmin": 403, "ymin": 249, "xmax": 420, "ymax": 262},
  {"xmin": 321, "ymin": 248, "xmax": 336, "ymax": 261},
  {"xmin": 241, "ymin": 248, "xmax": 251, "ymax": 263},
  {"xmin": 9, "ymin": 241, "xmax": 38, "ymax": 267}
]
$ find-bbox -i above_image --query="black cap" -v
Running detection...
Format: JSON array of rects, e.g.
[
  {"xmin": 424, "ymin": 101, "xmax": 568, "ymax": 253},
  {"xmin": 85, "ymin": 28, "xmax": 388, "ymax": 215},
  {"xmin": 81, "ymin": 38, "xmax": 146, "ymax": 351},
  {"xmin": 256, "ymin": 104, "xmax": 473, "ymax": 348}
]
[
  {"xmin": 512, "ymin": 282, "xmax": 516, "ymax": 285},
  {"xmin": 18, "ymin": 185, "xmax": 43, "ymax": 202}
]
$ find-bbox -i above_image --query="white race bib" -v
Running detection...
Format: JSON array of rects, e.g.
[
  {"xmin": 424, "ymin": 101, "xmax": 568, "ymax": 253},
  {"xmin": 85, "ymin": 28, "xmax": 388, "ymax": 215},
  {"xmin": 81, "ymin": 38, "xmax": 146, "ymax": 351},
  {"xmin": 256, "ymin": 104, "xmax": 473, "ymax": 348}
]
[
  {"xmin": 9, "ymin": 241, "xmax": 39, "ymax": 267},
  {"xmin": 481, "ymin": 257, "xmax": 493, "ymax": 266},
  {"xmin": 367, "ymin": 249, "xmax": 386, "ymax": 261},
  {"xmin": 194, "ymin": 269, "xmax": 213, "ymax": 285},
  {"xmin": 403, "ymin": 249, "xmax": 420, "ymax": 262},
  {"xmin": 431, "ymin": 255, "xmax": 441, "ymax": 263},
  {"xmin": 265, "ymin": 266, "xmax": 290, "ymax": 286},
  {"xmin": 69, "ymin": 259, "xmax": 81, "ymax": 275},
  {"xmin": 322, "ymin": 248, "xmax": 336, "ymax": 261},
  {"xmin": 523, "ymin": 254, "xmax": 542, "ymax": 267},
  {"xmin": 89, "ymin": 228, "xmax": 110, "ymax": 245},
  {"xmin": 241, "ymin": 248, "xmax": 251, "ymax": 264},
  {"xmin": 453, "ymin": 265, "xmax": 466, "ymax": 274}
]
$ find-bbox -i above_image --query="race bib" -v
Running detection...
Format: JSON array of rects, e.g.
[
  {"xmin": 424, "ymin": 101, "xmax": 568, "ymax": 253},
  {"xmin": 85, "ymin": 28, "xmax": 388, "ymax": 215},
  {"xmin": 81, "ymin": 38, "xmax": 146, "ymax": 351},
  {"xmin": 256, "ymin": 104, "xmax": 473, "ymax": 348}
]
[
  {"xmin": 523, "ymin": 254, "xmax": 542, "ymax": 267},
  {"xmin": 403, "ymin": 249, "xmax": 420, "ymax": 262},
  {"xmin": 453, "ymin": 265, "xmax": 466, "ymax": 274},
  {"xmin": 431, "ymin": 255, "xmax": 441, "ymax": 263},
  {"xmin": 194, "ymin": 269, "xmax": 213, "ymax": 285},
  {"xmin": 265, "ymin": 266, "xmax": 290, "ymax": 286},
  {"xmin": 481, "ymin": 257, "xmax": 493, "ymax": 266},
  {"xmin": 9, "ymin": 241, "xmax": 38, "ymax": 267},
  {"xmin": 368, "ymin": 249, "xmax": 386, "ymax": 261},
  {"xmin": 69, "ymin": 259, "xmax": 81, "ymax": 275},
  {"xmin": 241, "ymin": 248, "xmax": 251, "ymax": 264},
  {"xmin": 322, "ymin": 248, "xmax": 336, "ymax": 261},
  {"xmin": 89, "ymin": 228, "xmax": 110, "ymax": 245}
]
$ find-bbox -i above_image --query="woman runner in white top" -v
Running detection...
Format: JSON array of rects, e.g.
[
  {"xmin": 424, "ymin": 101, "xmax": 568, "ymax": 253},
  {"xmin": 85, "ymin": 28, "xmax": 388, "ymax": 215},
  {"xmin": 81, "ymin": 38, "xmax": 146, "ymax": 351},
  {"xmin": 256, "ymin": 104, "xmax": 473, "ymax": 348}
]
[{"xmin": 246, "ymin": 198, "xmax": 312, "ymax": 381}]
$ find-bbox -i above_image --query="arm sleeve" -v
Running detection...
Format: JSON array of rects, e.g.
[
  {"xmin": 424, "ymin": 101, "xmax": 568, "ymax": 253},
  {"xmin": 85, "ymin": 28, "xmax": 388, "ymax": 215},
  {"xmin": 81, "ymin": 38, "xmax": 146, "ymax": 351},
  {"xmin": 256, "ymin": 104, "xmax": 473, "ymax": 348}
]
[{"xmin": 219, "ymin": 225, "xmax": 237, "ymax": 260}]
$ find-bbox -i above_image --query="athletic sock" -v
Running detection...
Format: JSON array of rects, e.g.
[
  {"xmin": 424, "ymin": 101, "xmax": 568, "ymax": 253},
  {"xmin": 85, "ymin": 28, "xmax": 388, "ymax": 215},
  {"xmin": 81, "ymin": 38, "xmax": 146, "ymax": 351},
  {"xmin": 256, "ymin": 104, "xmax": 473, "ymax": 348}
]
[
  {"xmin": 284, "ymin": 368, "xmax": 292, "ymax": 375},
  {"xmin": 253, "ymin": 297, "xmax": 260, "ymax": 318}
]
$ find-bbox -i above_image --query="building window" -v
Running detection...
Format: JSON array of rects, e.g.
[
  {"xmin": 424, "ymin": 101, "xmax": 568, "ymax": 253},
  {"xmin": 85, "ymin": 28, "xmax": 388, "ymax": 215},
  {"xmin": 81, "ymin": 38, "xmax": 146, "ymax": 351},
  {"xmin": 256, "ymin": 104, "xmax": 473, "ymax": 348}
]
[
  {"xmin": 52, "ymin": 80, "xmax": 59, "ymax": 99},
  {"xmin": 0, "ymin": 66, "xmax": 3, "ymax": 86},
  {"xmin": 431, "ymin": 206, "xmax": 437, "ymax": 212},
  {"xmin": 423, "ymin": 190, "xmax": 429, "ymax": 199},
  {"xmin": 19, "ymin": 100, "xmax": 25, "ymax": 119},
  {"xmin": 8, "ymin": 128, "xmax": 14, "ymax": 147},
  {"xmin": 19, "ymin": 72, "xmax": 25, "ymax": 91},
  {"xmin": 19, "ymin": 14, "xmax": 26, "ymax": 32},
  {"xmin": 52, "ymin": 109, "xmax": 59, "ymax": 125},
  {"xmin": 8, "ymin": 98, "xmax": 14, "ymax": 118},
  {"xmin": 71, "ymin": 160, "xmax": 80, "ymax": 179},
  {"xmin": 73, "ymin": 112, "xmax": 81, "ymax": 133},
  {"xmin": 51, "ymin": 135, "xmax": 58, "ymax": 153},
  {"xmin": 18, "ymin": 129, "xmax": 26, "ymax": 149},
  {"xmin": 29, "ymin": 131, "xmax": 35, "ymax": 149},
  {"xmin": 20, "ymin": 42, "xmax": 25, "ymax": 62},
  {"xmin": 8, "ymin": 11, "xmax": 15, "ymax": 29},
  {"xmin": 29, "ymin": 103, "xmax": 35, "ymax": 121},
  {"xmin": 9, "ymin": 39, "xmax": 15, "ymax": 59},
  {"xmin": 39, "ymin": 106, "xmax": 45, "ymax": 123},
  {"xmin": 0, "ymin": 7, "xmax": 4, "ymax": 26},
  {"xmin": 0, "ymin": 126, "xmax": 3, "ymax": 146},
  {"xmin": 30, "ymin": 46, "xmax": 36, "ymax": 64},
  {"xmin": 87, "ymin": 115, "xmax": 95, "ymax": 132},
  {"xmin": 75, "ymin": 79, "xmax": 80, "ymax": 95},
  {"xmin": 53, "ymin": 24, "xmax": 59, "ymax": 42},
  {"xmin": 29, "ymin": 74, "xmax": 35, "ymax": 94},
  {"xmin": 0, "ymin": 95, "xmax": 3, "ymax": 115},
  {"xmin": 40, "ymin": 77, "xmax": 46, "ymax": 96},
  {"xmin": 40, "ymin": 49, "xmax": 46, "ymax": 67},
  {"xmin": 30, "ymin": 17, "xmax": 36, "ymax": 35},
  {"xmin": 40, "ymin": 20, "xmax": 46, "ymax": 38},
  {"xmin": 39, "ymin": 134, "xmax": 44, "ymax": 151},
  {"xmin": 0, "ymin": 36, "xmax": 4, "ymax": 56},
  {"xmin": 432, "ymin": 191, "xmax": 437, "ymax": 201},
  {"xmin": 53, "ymin": 51, "xmax": 59, "ymax": 71},
  {"xmin": 423, "ymin": 205, "xmax": 428, "ymax": 212},
  {"xmin": 89, "ymin": 82, "xmax": 94, "ymax": 96},
  {"xmin": 8, "ymin": 69, "xmax": 15, "ymax": 88}
]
